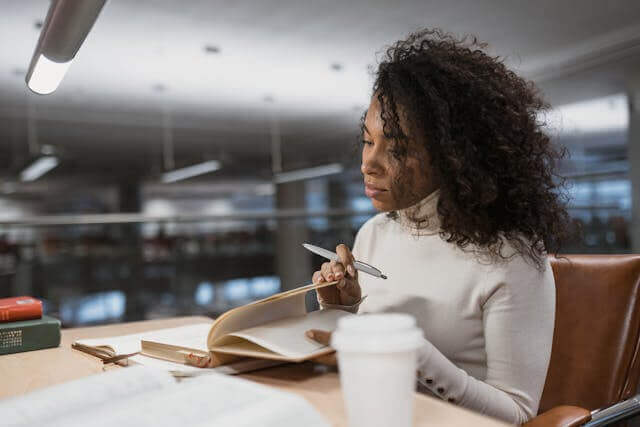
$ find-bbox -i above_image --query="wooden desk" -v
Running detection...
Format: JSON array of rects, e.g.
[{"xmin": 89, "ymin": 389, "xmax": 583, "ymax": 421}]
[{"xmin": 0, "ymin": 316, "xmax": 508, "ymax": 426}]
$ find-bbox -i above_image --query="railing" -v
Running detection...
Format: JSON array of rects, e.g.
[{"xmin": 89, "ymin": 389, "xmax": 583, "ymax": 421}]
[{"xmin": 0, "ymin": 208, "xmax": 376, "ymax": 226}]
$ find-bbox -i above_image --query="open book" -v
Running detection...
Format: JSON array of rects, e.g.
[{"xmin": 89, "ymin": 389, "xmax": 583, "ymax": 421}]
[
  {"xmin": 1, "ymin": 365, "xmax": 329, "ymax": 427},
  {"xmin": 75, "ymin": 281, "xmax": 351, "ymax": 369}
]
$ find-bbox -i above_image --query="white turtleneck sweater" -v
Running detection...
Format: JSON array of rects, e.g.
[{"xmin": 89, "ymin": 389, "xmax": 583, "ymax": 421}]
[{"xmin": 323, "ymin": 191, "xmax": 555, "ymax": 424}]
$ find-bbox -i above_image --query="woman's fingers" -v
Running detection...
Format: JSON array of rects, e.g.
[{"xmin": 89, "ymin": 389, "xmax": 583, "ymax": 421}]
[
  {"xmin": 336, "ymin": 244, "xmax": 356, "ymax": 277},
  {"xmin": 333, "ymin": 245, "xmax": 360, "ymax": 302},
  {"xmin": 312, "ymin": 270, "xmax": 324, "ymax": 284},
  {"xmin": 313, "ymin": 245, "xmax": 361, "ymax": 306},
  {"xmin": 338, "ymin": 282, "xmax": 361, "ymax": 305},
  {"xmin": 315, "ymin": 266, "xmax": 339, "ymax": 304},
  {"xmin": 311, "ymin": 353, "xmax": 337, "ymax": 366},
  {"xmin": 340, "ymin": 278, "xmax": 361, "ymax": 298},
  {"xmin": 306, "ymin": 329, "xmax": 337, "ymax": 366},
  {"xmin": 305, "ymin": 329, "xmax": 332, "ymax": 345},
  {"xmin": 316, "ymin": 285, "xmax": 338, "ymax": 305},
  {"xmin": 330, "ymin": 260, "xmax": 346, "ymax": 280},
  {"xmin": 320, "ymin": 262, "xmax": 335, "ymax": 281}
]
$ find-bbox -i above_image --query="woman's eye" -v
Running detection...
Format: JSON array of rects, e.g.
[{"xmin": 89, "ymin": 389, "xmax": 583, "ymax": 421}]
[{"xmin": 361, "ymin": 140, "xmax": 373, "ymax": 147}]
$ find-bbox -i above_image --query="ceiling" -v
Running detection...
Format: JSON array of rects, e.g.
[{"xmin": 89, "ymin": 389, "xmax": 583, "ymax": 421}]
[{"xmin": 0, "ymin": 0, "xmax": 639, "ymax": 187}]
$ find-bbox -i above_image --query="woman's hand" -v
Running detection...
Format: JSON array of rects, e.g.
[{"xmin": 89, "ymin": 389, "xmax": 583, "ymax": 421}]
[
  {"xmin": 312, "ymin": 244, "xmax": 361, "ymax": 306},
  {"xmin": 306, "ymin": 329, "xmax": 337, "ymax": 366}
]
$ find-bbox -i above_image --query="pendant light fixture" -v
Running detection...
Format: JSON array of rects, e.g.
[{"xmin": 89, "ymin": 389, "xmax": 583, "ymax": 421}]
[{"xmin": 26, "ymin": 0, "xmax": 107, "ymax": 95}]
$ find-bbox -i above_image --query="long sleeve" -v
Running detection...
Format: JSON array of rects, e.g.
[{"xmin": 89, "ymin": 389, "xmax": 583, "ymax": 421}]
[{"xmin": 415, "ymin": 256, "xmax": 555, "ymax": 424}]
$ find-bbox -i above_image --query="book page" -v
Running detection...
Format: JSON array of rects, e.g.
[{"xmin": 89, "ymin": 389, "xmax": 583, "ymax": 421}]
[
  {"xmin": 220, "ymin": 309, "xmax": 352, "ymax": 359},
  {"xmin": 208, "ymin": 292, "xmax": 307, "ymax": 346},
  {"xmin": 207, "ymin": 281, "xmax": 337, "ymax": 347},
  {"xmin": 1, "ymin": 366, "xmax": 175, "ymax": 427},
  {"xmin": 61, "ymin": 372, "xmax": 329, "ymax": 427},
  {"xmin": 3, "ymin": 366, "xmax": 329, "ymax": 427},
  {"xmin": 77, "ymin": 322, "xmax": 213, "ymax": 354},
  {"xmin": 6, "ymin": 367, "xmax": 329, "ymax": 427},
  {"xmin": 136, "ymin": 323, "xmax": 212, "ymax": 351},
  {"xmin": 130, "ymin": 353, "xmax": 204, "ymax": 373}
]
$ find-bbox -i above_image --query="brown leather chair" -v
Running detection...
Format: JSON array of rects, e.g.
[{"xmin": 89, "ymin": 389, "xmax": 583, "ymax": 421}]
[{"xmin": 524, "ymin": 255, "xmax": 640, "ymax": 427}]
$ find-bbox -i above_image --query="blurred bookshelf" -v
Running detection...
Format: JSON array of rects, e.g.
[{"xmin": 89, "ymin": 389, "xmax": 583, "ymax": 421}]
[
  {"xmin": 0, "ymin": 210, "xmax": 372, "ymax": 327},
  {"xmin": 0, "ymin": 186, "xmax": 632, "ymax": 327}
]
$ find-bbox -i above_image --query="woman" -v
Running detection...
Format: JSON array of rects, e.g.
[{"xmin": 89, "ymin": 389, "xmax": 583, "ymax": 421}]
[{"xmin": 307, "ymin": 29, "xmax": 568, "ymax": 424}]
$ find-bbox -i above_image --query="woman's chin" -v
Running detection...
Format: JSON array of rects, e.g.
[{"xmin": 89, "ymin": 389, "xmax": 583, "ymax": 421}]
[{"xmin": 370, "ymin": 198, "xmax": 395, "ymax": 212}]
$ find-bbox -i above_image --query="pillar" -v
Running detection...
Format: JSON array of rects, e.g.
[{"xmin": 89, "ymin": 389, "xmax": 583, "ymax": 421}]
[
  {"xmin": 629, "ymin": 85, "xmax": 640, "ymax": 252},
  {"xmin": 275, "ymin": 180, "xmax": 313, "ymax": 300}
]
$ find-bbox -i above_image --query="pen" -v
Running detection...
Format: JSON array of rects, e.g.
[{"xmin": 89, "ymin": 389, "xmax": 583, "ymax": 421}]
[{"xmin": 302, "ymin": 243, "xmax": 388, "ymax": 279}]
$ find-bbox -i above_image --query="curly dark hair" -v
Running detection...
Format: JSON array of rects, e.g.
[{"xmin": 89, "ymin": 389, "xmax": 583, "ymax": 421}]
[{"xmin": 365, "ymin": 28, "xmax": 569, "ymax": 267}]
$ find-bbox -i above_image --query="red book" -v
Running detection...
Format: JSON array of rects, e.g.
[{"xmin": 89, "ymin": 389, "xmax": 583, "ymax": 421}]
[{"xmin": 0, "ymin": 296, "xmax": 43, "ymax": 323}]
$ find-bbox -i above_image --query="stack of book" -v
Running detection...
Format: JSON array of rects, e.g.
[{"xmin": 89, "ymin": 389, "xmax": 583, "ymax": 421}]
[{"xmin": 0, "ymin": 296, "xmax": 61, "ymax": 355}]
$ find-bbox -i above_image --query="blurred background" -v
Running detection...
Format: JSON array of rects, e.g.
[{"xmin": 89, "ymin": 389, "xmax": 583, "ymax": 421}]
[{"xmin": 0, "ymin": 0, "xmax": 639, "ymax": 326}]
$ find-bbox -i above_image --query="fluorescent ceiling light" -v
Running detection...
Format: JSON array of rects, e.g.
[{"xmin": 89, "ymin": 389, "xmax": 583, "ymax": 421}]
[
  {"xmin": 1, "ymin": 182, "xmax": 17, "ymax": 194},
  {"xmin": 274, "ymin": 163, "xmax": 344, "ymax": 184},
  {"xmin": 255, "ymin": 183, "xmax": 275, "ymax": 196},
  {"xmin": 20, "ymin": 156, "xmax": 59, "ymax": 182},
  {"xmin": 27, "ymin": 54, "xmax": 72, "ymax": 95},
  {"xmin": 161, "ymin": 160, "xmax": 221, "ymax": 183},
  {"xmin": 25, "ymin": 0, "xmax": 106, "ymax": 95},
  {"xmin": 544, "ymin": 93, "xmax": 628, "ymax": 136}
]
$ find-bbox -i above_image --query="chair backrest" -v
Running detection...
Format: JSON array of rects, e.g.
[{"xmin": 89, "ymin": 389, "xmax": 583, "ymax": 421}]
[{"xmin": 539, "ymin": 255, "xmax": 640, "ymax": 413}]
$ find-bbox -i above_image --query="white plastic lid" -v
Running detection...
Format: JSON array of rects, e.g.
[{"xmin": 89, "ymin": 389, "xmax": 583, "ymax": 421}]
[{"xmin": 331, "ymin": 313, "xmax": 423, "ymax": 353}]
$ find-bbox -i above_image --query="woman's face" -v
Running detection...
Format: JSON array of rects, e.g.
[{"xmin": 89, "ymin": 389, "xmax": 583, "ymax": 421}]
[{"xmin": 361, "ymin": 97, "xmax": 438, "ymax": 212}]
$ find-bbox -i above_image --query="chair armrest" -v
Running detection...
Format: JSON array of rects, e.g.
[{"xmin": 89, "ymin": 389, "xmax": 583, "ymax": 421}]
[
  {"xmin": 522, "ymin": 406, "xmax": 591, "ymax": 427},
  {"xmin": 585, "ymin": 394, "xmax": 640, "ymax": 426}
]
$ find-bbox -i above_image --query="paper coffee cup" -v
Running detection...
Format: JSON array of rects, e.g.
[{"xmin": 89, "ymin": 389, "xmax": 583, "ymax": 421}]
[{"xmin": 331, "ymin": 313, "xmax": 423, "ymax": 427}]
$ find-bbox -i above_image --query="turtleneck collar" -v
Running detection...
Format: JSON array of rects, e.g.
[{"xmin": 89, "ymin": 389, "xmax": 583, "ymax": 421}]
[{"xmin": 395, "ymin": 189, "xmax": 441, "ymax": 233}]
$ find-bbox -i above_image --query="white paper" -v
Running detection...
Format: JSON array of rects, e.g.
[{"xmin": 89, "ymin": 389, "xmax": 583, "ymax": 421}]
[
  {"xmin": 77, "ymin": 323, "xmax": 212, "ymax": 354},
  {"xmin": 76, "ymin": 323, "xmax": 213, "ymax": 374},
  {"xmin": 228, "ymin": 309, "xmax": 352, "ymax": 358},
  {"xmin": 1, "ymin": 366, "xmax": 175, "ymax": 427},
  {"xmin": 128, "ymin": 353, "xmax": 204, "ymax": 373},
  {"xmin": 1, "ymin": 366, "xmax": 329, "ymax": 427}
]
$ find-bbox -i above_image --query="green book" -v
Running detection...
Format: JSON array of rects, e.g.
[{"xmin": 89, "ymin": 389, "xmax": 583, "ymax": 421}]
[{"xmin": 0, "ymin": 315, "xmax": 61, "ymax": 355}]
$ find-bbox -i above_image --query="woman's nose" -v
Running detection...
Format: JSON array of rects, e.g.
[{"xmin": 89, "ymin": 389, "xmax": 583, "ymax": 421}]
[
  {"xmin": 361, "ymin": 161, "xmax": 375, "ymax": 176},
  {"xmin": 361, "ymin": 150, "xmax": 383, "ymax": 176}
]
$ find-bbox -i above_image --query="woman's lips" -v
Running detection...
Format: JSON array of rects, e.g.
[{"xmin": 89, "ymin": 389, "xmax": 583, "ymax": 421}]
[{"xmin": 365, "ymin": 184, "xmax": 387, "ymax": 198}]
